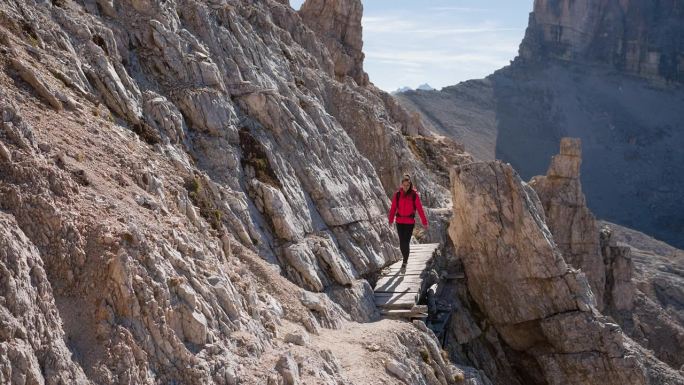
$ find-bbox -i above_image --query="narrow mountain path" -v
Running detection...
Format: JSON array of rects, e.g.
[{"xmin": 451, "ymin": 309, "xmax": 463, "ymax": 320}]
[{"xmin": 374, "ymin": 243, "xmax": 440, "ymax": 319}]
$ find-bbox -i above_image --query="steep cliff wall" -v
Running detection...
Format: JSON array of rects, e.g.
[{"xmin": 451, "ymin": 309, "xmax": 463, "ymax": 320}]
[
  {"xmin": 519, "ymin": 0, "xmax": 684, "ymax": 82},
  {"xmin": 0, "ymin": 0, "xmax": 467, "ymax": 383}
]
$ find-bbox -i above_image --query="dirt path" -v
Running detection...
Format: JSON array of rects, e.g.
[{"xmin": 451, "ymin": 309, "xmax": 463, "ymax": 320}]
[{"xmin": 309, "ymin": 319, "xmax": 413, "ymax": 385}]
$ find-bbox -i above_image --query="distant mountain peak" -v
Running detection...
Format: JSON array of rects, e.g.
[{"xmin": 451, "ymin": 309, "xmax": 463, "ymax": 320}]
[
  {"xmin": 392, "ymin": 86, "xmax": 413, "ymax": 94},
  {"xmin": 416, "ymin": 83, "xmax": 435, "ymax": 91},
  {"xmin": 392, "ymin": 84, "xmax": 435, "ymax": 94}
]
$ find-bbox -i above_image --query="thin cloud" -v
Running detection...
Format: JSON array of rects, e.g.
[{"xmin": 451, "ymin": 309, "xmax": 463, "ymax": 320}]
[
  {"xmin": 362, "ymin": 16, "xmax": 418, "ymax": 32},
  {"xmin": 428, "ymin": 6, "xmax": 491, "ymax": 12},
  {"xmin": 366, "ymin": 49, "xmax": 511, "ymax": 67},
  {"xmin": 411, "ymin": 27, "xmax": 522, "ymax": 36},
  {"xmin": 359, "ymin": 2, "xmax": 528, "ymax": 90},
  {"xmin": 363, "ymin": 16, "xmax": 521, "ymax": 38}
]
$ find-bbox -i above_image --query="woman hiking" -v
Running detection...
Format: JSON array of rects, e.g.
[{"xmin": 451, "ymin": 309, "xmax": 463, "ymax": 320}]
[{"xmin": 388, "ymin": 173, "xmax": 428, "ymax": 269}]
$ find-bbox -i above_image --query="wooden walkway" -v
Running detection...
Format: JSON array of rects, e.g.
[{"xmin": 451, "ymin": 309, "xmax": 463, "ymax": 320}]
[{"xmin": 374, "ymin": 243, "xmax": 440, "ymax": 319}]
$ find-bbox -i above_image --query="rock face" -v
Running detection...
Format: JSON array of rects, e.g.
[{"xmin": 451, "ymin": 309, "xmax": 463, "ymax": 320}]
[
  {"xmin": 529, "ymin": 138, "xmax": 606, "ymax": 309},
  {"xmin": 599, "ymin": 227, "xmax": 684, "ymax": 372},
  {"xmin": 529, "ymin": 138, "xmax": 684, "ymax": 371},
  {"xmin": 0, "ymin": 0, "xmax": 467, "ymax": 383},
  {"xmin": 298, "ymin": 0, "xmax": 454, "ymax": 207},
  {"xmin": 0, "ymin": 213, "xmax": 89, "ymax": 384},
  {"xmin": 299, "ymin": 0, "xmax": 367, "ymax": 86},
  {"xmin": 447, "ymin": 160, "xmax": 682, "ymax": 385},
  {"xmin": 519, "ymin": 0, "xmax": 684, "ymax": 82}
]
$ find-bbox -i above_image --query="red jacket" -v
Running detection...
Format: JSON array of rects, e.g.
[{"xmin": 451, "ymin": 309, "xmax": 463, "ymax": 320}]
[{"xmin": 388, "ymin": 187, "xmax": 428, "ymax": 226}]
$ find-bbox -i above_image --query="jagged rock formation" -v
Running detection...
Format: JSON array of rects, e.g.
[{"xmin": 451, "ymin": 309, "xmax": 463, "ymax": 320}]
[
  {"xmin": 447, "ymin": 160, "xmax": 684, "ymax": 385},
  {"xmin": 600, "ymin": 226, "xmax": 684, "ymax": 371},
  {"xmin": 396, "ymin": 0, "xmax": 684, "ymax": 249},
  {"xmin": 529, "ymin": 138, "xmax": 606, "ymax": 309},
  {"xmin": 299, "ymin": 0, "xmax": 367, "ymax": 86},
  {"xmin": 530, "ymin": 138, "xmax": 684, "ymax": 373}
]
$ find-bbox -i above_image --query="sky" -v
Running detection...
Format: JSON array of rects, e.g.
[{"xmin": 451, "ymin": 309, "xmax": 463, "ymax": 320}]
[{"xmin": 290, "ymin": 0, "xmax": 532, "ymax": 92}]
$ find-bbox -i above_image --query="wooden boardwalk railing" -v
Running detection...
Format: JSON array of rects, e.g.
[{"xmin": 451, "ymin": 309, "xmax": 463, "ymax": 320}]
[{"xmin": 374, "ymin": 243, "xmax": 440, "ymax": 319}]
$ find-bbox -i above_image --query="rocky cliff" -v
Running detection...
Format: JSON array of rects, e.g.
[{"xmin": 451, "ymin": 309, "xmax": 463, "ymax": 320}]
[
  {"xmin": 397, "ymin": 0, "xmax": 684, "ymax": 249},
  {"xmin": 530, "ymin": 138, "xmax": 684, "ymax": 372},
  {"xmin": 529, "ymin": 138, "xmax": 606, "ymax": 310},
  {"xmin": 449, "ymin": 161, "xmax": 647, "ymax": 385},
  {"xmin": 519, "ymin": 0, "xmax": 684, "ymax": 82},
  {"xmin": 1, "ymin": 0, "xmax": 682, "ymax": 384},
  {"xmin": 0, "ymin": 0, "xmax": 468, "ymax": 383},
  {"xmin": 441, "ymin": 152, "xmax": 684, "ymax": 384}
]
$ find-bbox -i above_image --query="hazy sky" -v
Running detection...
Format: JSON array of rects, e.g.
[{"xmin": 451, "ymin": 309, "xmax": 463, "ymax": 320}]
[{"xmin": 290, "ymin": 0, "xmax": 532, "ymax": 91}]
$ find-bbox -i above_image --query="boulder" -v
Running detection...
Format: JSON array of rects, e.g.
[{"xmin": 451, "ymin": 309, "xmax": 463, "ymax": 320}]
[{"xmin": 448, "ymin": 161, "xmax": 650, "ymax": 385}]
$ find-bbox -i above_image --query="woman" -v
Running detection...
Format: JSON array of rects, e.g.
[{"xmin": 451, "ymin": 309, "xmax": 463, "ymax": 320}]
[{"xmin": 388, "ymin": 174, "xmax": 428, "ymax": 269}]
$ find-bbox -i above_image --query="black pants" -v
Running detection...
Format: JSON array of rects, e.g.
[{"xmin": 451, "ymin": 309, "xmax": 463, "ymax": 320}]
[{"xmin": 396, "ymin": 223, "xmax": 415, "ymax": 264}]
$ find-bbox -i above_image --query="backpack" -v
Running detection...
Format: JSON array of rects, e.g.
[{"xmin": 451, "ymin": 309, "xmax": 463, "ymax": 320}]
[{"xmin": 394, "ymin": 189, "xmax": 417, "ymax": 218}]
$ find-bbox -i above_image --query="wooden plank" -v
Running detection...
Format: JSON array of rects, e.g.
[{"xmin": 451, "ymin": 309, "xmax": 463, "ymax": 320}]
[
  {"xmin": 408, "ymin": 244, "xmax": 438, "ymax": 248},
  {"xmin": 380, "ymin": 309, "xmax": 428, "ymax": 318},
  {"xmin": 375, "ymin": 281, "xmax": 423, "ymax": 293},
  {"xmin": 384, "ymin": 266, "xmax": 428, "ymax": 273},
  {"xmin": 376, "ymin": 276, "xmax": 423, "ymax": 286},
  {"xmin": 406, "ymin": 249, "xmax": 438, "ymax": 254},
  {"xmin": 375, "ymin": 294, "xmax": 418, "ymax": 302},
  {"xmin": 383, "ymin": 265, "xmax": 426, "ymax": 270},
  {"xmin": 375, "ymin": 283, "xmax": 423, "ymax": 293},
  {"xmin": 380, "ymin": 309, "xmax": 426, "ymax": 315},
  {"xmin": 375, "ymin": 290, "xmax": 420, "ymax": 295},
  {"xmin": 376, "ymin": 274, "xmax": 424, "ymax": 281},
  {"xmin": 406, "ymin": 248, "xmax": 438, "ymax": 253},
  {"xmin": 374, "ymin": 243, "xmax": 439, "ymax": 317},
  {"xmin": 388, "ymin": 258, "xmax": 430, "ymax": 267},
  {"xmin": 392, "ymin": 252, "xmax": 434, "ymax": 258},
  {"xmin": 374, "ymin": 292, "xmax": 417, "ymax": 299},
  {"xmin": 386, "ymin": 262, "xmax": 430, "ymax": 268},
  {"xmin": 383, "ymin": 268, "xmax": 425, "ymax": 274},
  {"xmin": 386, "ymin": 261, "xmax": 430, "ymax": 267},
  {"xmin": 376, "ymin": 302, "xmax": 416, "ymax": 311},
  {"xmin": 406, "ymin": 248, "xmax": 437, "ymax": 254},
  {"xmin": 375, "ymin": 283, "xmax": 422, "ymax": 293},
  {"xmin": 374, "ymin": 292, "xmax": 417, "ymax": 309},
  {"xmin": 378, "ymin": 273, "xmax": 423, "ymax": 279},
  {"xmin": 386, "ymin": 260, "xmax": 431, "ymax": 268},
  {"xmin": 380, "ymin": 305, "xmax": 427, "ymax": 313}
]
